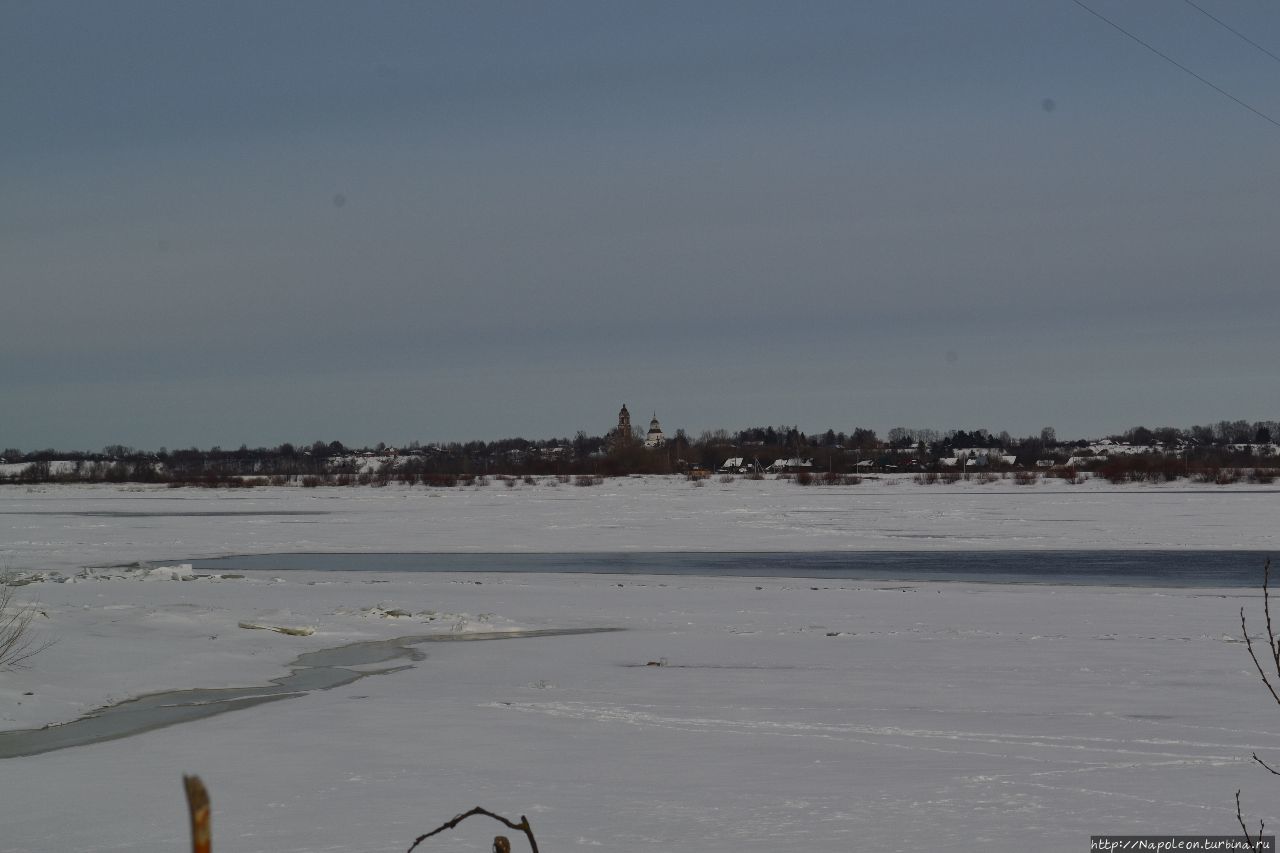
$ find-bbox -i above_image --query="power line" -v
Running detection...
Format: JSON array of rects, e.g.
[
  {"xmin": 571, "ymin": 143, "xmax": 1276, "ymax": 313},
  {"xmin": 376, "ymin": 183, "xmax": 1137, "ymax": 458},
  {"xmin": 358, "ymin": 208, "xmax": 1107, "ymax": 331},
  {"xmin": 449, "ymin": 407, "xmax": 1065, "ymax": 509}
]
[
  {"xmin": 1070, "ymin": 0, "xmax": 1280, "ymax": 130},
  {"xmin": 1182, "ymin": 0, "xmax": 1280, "ymax": 68}
]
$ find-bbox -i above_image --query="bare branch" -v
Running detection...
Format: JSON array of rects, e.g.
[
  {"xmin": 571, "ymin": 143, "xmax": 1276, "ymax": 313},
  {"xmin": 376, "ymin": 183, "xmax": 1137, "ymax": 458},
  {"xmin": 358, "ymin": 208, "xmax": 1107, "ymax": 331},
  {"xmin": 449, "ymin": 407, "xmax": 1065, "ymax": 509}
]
[
  {"xmin": 1237, "ymin": 790, "xmax": 1265, "ymax": 852},
  {"xmin": 407, "ymin": 807, "xmax": 539, "ymax": 853},
  {"xmin": 1241, "ymin": 606, "xmax": 1280, "ymax": 707},
  {"xmin": 1253, "ymin": 753, "xmax": 1280, "ymax": 776},
  {"xmin": 1240, "ymin": 559, "xmax": 1280, "ymax": 853},
  {"xmin": 1264, "ymin": 559, "xmax": 1280, "ymax": 675}
]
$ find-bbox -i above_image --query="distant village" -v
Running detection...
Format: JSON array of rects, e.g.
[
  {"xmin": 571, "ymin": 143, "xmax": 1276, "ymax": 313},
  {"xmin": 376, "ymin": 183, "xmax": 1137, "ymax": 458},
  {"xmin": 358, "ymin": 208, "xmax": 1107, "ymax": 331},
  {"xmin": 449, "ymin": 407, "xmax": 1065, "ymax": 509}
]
[{"xmin": 1, "ymin": 408, "xmax": 1276, "ymax": 487}]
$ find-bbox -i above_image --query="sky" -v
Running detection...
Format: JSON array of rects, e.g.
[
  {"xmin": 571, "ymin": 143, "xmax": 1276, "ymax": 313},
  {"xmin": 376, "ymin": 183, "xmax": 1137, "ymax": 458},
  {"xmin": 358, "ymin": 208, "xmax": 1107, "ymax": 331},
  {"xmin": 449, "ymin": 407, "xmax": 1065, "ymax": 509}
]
[{"xmin": 3, "ymin": 0, "xmax": 1279, "ymax": 451}]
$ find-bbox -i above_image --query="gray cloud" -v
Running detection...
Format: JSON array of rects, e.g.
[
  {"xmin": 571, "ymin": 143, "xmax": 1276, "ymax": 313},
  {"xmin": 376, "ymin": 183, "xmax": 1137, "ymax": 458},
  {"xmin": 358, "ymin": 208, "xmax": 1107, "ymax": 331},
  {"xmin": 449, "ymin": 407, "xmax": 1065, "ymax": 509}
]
[{"xmin": 3, "ymin": 0, "xmax": 1278, "ymax": 449}]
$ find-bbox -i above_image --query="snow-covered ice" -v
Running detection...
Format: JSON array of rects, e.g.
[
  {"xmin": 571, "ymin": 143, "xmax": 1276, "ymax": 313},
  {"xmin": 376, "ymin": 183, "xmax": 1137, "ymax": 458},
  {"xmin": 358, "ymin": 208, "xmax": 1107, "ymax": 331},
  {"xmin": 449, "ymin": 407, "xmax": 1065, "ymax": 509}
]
[
  {"xmin": 1, "ymin": 479, "xmax": 1278, "ymax": 852},
  {"xmin": 1, "ymin": 475, "xmax": 1276, "ymax": 573}
]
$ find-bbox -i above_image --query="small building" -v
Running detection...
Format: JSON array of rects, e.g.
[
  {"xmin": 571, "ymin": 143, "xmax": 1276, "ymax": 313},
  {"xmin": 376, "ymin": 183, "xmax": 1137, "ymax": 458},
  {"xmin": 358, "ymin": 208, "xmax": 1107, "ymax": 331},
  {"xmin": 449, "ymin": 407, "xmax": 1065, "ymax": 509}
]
[
  {"xmin": 943, "ymin": 450, "xmax": 1016, "ymax": 468},
  {"xmin": 766, "ymin": 457, "xmax": 813, "ymax": 473}
]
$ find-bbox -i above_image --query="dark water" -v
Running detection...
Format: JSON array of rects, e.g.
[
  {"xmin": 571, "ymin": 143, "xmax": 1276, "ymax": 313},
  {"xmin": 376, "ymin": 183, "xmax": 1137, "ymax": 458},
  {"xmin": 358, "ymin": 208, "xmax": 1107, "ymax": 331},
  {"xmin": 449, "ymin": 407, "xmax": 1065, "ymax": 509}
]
[
  {"xmin": 0, "ymin": 628, "xmax": 617, "ymax": 760},
  {"xmin": 191, "ymin": 550, "xmax": 1275, "ymax": 588}
]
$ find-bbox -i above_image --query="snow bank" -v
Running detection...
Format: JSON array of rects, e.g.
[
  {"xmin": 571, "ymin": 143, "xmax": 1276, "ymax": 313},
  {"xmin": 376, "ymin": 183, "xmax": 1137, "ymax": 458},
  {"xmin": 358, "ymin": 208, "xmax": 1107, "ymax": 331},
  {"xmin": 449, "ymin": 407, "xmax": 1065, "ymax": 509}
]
[{"xmin": 1, "ymin": 568, "xmax": 1275, "ymax": 853}]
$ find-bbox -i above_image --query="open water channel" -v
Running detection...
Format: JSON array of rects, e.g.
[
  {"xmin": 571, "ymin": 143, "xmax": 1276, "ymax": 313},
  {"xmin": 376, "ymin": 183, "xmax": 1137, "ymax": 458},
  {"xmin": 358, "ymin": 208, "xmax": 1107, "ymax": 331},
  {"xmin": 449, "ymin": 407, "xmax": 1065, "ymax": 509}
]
[
  {"xmin": 191, "ymin": 549, "xmax": 1274, "ymax": 587},
  {"xmin": 0, "ymin": 628, "xmax": 618, "ymax": 760}
]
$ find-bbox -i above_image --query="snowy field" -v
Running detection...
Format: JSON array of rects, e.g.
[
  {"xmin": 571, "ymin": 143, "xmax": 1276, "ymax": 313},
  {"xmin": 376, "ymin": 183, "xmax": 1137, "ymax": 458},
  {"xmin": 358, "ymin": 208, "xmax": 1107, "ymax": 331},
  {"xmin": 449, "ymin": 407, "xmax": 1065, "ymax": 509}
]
[{"xmin": 2, "ymin": 478, "xmax": 1279, "ymax": 852}]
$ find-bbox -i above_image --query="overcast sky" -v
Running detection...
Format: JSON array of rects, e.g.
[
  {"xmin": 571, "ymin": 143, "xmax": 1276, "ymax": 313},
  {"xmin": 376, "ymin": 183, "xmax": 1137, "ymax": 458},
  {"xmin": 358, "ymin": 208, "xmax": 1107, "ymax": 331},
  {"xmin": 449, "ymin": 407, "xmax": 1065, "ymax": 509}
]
[{"xmin": 3, "ymin": 1, "xmax": 1278, "ymax": 451}]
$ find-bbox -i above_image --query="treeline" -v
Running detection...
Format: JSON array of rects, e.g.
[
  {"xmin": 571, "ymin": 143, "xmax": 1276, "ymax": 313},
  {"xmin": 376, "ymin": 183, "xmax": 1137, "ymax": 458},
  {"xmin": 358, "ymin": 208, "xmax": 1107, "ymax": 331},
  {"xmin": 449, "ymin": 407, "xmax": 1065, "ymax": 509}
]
[{"xmin": 1, "ymin": 418, "xmax": 1277, "ymax": 486}]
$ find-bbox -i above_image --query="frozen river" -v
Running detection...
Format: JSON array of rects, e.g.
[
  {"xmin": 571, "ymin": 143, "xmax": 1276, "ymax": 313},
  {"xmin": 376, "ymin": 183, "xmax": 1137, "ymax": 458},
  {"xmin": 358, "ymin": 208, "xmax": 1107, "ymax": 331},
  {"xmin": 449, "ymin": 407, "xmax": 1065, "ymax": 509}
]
[
  {"xmin": 1, "ymin": 479, "xmax": 1277, "ymax": 852},
  {"xmin": 2, "ymin": 476, "xmax": 1277, "ymax": 573}
]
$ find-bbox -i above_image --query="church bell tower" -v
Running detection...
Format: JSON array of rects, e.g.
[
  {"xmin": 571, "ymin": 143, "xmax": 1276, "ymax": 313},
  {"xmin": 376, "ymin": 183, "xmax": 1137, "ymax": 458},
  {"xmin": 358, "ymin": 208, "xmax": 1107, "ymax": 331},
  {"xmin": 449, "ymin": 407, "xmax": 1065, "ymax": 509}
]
[{"xmin": 616, "ymin": 404, "xmax": 633, "ymax": 443}]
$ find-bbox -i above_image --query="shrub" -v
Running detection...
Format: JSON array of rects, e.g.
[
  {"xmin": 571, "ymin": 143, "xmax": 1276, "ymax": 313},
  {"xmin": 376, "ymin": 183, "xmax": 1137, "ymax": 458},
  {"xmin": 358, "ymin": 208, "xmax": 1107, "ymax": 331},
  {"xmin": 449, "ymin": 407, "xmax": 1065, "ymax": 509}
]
[
  {"xmin": 1013, "ymin": 470, "xmax": 1038, "ymax": 485},
  {"xmin": 0, "ymin": 576, "xmax": 52, "ymax": 670},
  {"xmin": 1151, "ymin": 456, "xmax": 1184, "ymax": 482},
  {"xmin": 1099, "ymin": 459, "xmax": 1129, "ymax": 484},
  {"xmin": 574, "ymin": 474, "xmax": 602, "ymax": 487}
]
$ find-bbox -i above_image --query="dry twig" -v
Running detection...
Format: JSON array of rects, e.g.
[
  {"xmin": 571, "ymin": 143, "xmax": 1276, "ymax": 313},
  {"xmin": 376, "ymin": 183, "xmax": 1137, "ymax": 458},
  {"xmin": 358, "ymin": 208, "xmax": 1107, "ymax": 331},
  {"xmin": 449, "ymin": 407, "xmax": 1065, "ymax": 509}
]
[
  {"xmin": 407, "ymin": 807, "xmax": 540, "ymax": 853},
  {"xmin": 1254, "ymin": 752, "xmax": 1280, "ymax": 777}
]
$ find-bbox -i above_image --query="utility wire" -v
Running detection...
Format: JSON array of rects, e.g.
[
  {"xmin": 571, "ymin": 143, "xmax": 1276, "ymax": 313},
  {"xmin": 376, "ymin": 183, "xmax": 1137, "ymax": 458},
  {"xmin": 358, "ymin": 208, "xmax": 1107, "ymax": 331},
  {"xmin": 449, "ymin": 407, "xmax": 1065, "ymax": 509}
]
[
  {"xmin": 1182, "ymin": 0, "xmax": 1280, "ymax": 68},
  {"xmin": 1070, "ymin": 0, "xmax": 1280, "ymax": 130}
]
